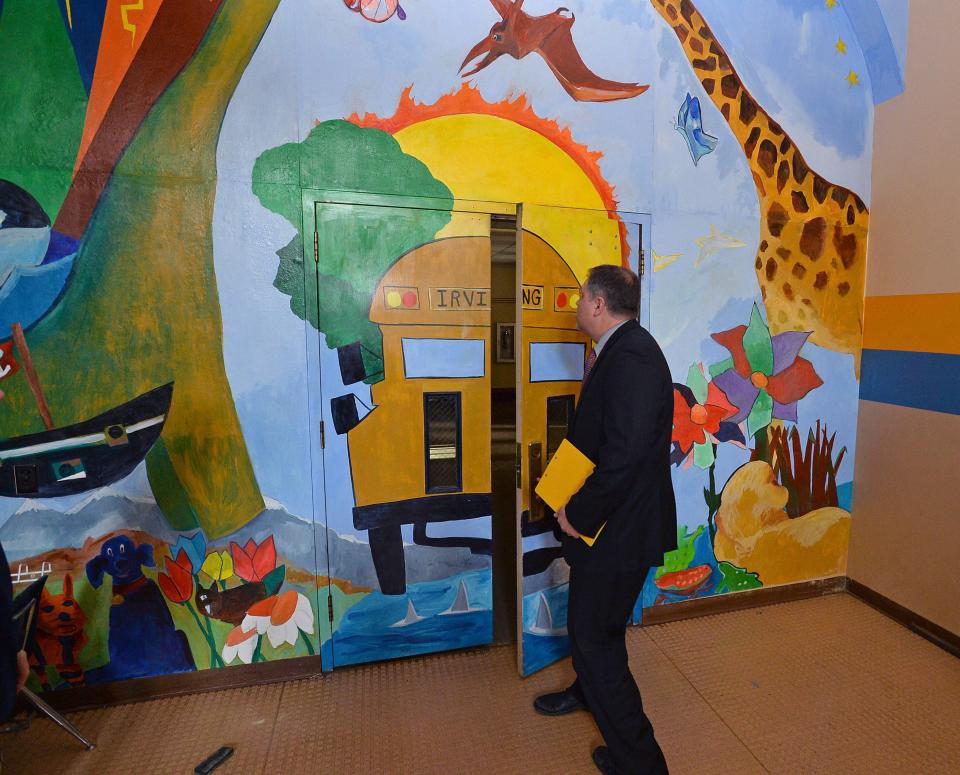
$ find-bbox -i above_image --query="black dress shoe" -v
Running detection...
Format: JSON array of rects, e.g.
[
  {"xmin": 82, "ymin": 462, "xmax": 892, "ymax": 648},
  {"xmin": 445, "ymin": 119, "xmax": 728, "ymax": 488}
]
[
  {"xmin": 532, "ymin": 687, "xmax": 587, "ymax": 716},
  {"xmin": 592, "ymin": 746, "xmax": 618, "ymax": 775}
]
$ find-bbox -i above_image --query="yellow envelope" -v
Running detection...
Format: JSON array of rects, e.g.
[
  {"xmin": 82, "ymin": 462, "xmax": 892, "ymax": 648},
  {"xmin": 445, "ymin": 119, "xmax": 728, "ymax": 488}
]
[{"xmin": 534, "ymin": 439, "xmax": 606, "ymax": 546}]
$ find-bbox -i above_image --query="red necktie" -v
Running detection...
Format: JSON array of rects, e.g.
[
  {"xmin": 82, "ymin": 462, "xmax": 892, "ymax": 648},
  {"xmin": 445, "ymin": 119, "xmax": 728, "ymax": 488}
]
[{"xmin": 582, "ymin": 347, "xmax": 597, "ymax": 386}]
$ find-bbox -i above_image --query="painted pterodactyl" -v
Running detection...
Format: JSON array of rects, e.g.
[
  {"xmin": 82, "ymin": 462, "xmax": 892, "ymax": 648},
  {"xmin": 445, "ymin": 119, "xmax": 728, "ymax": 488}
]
[{"xmin": 460, "ymin": 0, "xmax": 649, "ymax": 102}]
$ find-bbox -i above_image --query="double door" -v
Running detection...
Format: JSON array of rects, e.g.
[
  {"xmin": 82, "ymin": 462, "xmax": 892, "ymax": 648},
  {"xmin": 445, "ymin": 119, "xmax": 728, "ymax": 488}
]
[{"xmin": 306, "ymin": 195, "xmax": 647, "ymax": 676}]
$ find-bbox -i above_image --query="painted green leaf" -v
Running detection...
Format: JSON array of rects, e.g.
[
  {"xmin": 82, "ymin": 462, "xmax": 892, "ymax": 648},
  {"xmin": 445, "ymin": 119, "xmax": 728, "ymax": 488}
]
[
  {"xmin": 656, "ymin": 525, "xmax": 705, "ymax": 577},
  {"xmin": 747, "ymin": 389, "xmax": 773, "ymax": 438},
  {"xmin": 686, "ymin": 363, "xmax": 708, "ymax": 404},
  {"xmin": 742, "ymin": 303, "xmax": 774, "ymax": 375},
  {"xmin": 716, "ymin": 561, "xmax": 763, "ymax": 593},
  {"xmin": 693, "ymin": 439, "xmax": 715, "ymax": 468}
]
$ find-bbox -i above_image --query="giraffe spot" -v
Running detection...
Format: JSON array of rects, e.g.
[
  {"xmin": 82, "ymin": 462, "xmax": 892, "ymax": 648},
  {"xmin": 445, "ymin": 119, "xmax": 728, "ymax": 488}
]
[
  {"xmin": 780, "ymin": 138, "xmax": 792, "ymax": 155},
  {"xmin": 782, "ymin": 282, "xmax": 794, "ymax": 300},
  {"xmin": 802, "ymin": 298, "xmax": 812, "ymax": 306},
  {"xmin": 800, "ymin": 217, "xmax": 826, "ymax": 261},
  {"xmin": 761, "ymin": 285, "xmax": 767, "ymax": 300},
  {"xmin": 666, "ymin": 3, "xmax": 678, "ymax": 21},
  {"xmin": 755, "ymin": 256, "xmax": 763, "ymax": 270},
  {"xmin": 757, "ymin": 139, "xmax": 778, "ymax": 177},
  {"xmin": 831, "ymin": 259, "xmax": 839, "ymax": 270},
  {"xmin": 759, "ymin": 240, "xmax": 769, "ymax": 252},
  {"xmin": 745, "ymin": 126, "xmax": 762, "ymax": 158},
  {"xmin": 680, "ymin": 0, "xmax": 695, "ymax": 24},
  {"xmin": 767, "ymin": 203, "xmax": 790, "ymax": 238},
  {"xmin": 721, "ymin": 75, "xmax": 739, "ymax": 99},
  {"xmin": 798, "ymin": 307, "xmax": 806, "ymax": 319},
  {"xmin": 702, "ymin": 78, "xmax": 715, "ymax": 95},
  {"xmin": 791, "ymin": 191, "xmax": 809, "ymax": 214},
  {"xmin": 710, "ymin": 40, "xmax": 723, "ymax": 57},
  {"xmin": 792, "ymin": 262, "xmax": 806, "ymax": 279},
  {"xmin": 847, "ymin": 205, "xmax": 855, "ymax": 225},
  {"xmin": 766, "ymin": 257, "xmax": 778, "ymax": 281},
  {"xmin": 854, "ymin": 194, "xmax": 867, "ymax": 214},
  {"xmin": 793, "ymin": 153, "xmax": 809, "ymax": 185},
  {"xmin": 693, "ymin": 57, "xmax": 717, "ymax": 71},
  {"xmin": 717, "ymin": 52, "xmax": 732, "ymax": 71},
  {"xmin": 677, "ymin": 24, "xmax": 689, "ymax": 42},
  {"xmin": 721, "ymin": 103, "xmax": 730, "ymax": 121},
  {"xmin": 690, "ymin": 37, "xmax": 704, "ymax": 54},
  {"xmin": 831, "ymin": 188, "xmax": 849, "ymax": 208},
  {"xmin": 739, "ymin": 91, "xmax": 758, "ymax": 124},
  {"xmin": 699, "ymin": 26, "xmax": 711, "ymax": 39},
  {"xmin": 837, "ymin": 281, "xmax": 851, "ymax": 297},
  {"xmin": 777, "ymin": 247, "xmax": 791, "ymax": 260},
  {"xmin": 768, "ymin": 118, "xmax": 784, "ymax": 136},
  {"xmin": 777, "ymin": 310, "xmax": 789, "ymax": 325},
  {"xmin": 777, "ymin": 160, "xmax": 789, "ymax": 194},
  {"xmin": 752, "ymin": 172, "xmax": 767, "ymax": 197},
  {"xmin": 813, "ymin": 176, "xmax": 829, "ymax": 204},
  {"xmin": 814, "ymin": 271, "xmax": 829, "ymax": 290},
  {"xmin": 833, "ymin": 224, "xmax": 858, "ymax": 269}
]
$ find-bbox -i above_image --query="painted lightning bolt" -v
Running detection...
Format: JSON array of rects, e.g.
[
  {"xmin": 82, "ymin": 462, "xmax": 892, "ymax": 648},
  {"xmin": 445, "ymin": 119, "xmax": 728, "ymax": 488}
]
[{"xmin": 120, "ymin": 0, "xmax": 145, "ymax": 47}]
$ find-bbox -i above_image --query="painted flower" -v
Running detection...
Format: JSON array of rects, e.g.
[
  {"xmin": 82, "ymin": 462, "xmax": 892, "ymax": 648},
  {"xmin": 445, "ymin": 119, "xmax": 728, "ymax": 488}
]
[
  {"xmin": 170, "ymin": 531, "xmax": 207, "ymax": 575},
  {"xmin": 158, "ymin": 549, "xmax": 195, "ymax": 604},
  {"xmin": 709, "ymin": 304, "xmax": 823, "ymax": 437},
  {"xmin": 231, "ymin": 536, "xmax": 277, "ymax": 583},
  {"xmin": 222, "ymin": 626, "xmax": 259, "ymax": 665},
  {"xmin": 672, "ymin": 363, "xmax": 744, "ymax": 468},
  {"xmin": 200, "ymin": 550, "xmax": 234, "ymax": 583},
  {"xmin": 241, "ymin": 590, "xmax": 315, "ymax": 648}
]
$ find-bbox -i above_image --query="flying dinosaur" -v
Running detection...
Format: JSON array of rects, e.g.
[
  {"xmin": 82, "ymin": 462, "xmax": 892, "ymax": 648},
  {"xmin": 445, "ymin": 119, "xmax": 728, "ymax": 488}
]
[{"xmin": 460, "ymin": 0, "xmax": 649, "ymax": 102}]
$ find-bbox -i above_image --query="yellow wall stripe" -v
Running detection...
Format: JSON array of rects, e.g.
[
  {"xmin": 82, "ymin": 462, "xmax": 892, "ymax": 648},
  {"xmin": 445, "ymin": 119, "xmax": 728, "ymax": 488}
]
[{"xmin": 862, "ymin": 293, "xmax": 960, "ymax": 355}]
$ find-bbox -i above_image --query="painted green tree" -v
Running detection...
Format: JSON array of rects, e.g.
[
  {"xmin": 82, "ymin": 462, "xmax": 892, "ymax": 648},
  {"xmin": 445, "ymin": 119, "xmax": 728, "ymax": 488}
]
[{"xmin": 252, "ymin": 120, "xmax": 453, "ymax": 382}]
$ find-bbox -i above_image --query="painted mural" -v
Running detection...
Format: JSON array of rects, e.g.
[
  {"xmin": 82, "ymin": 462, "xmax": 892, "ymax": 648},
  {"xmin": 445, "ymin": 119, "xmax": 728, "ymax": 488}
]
[{"xmin": 0, "ymin": 0, "xmax": 907, "ymax": 689}]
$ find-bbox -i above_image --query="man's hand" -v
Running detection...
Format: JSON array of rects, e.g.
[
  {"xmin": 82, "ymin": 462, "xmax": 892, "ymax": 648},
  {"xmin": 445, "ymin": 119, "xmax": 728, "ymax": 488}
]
[
  {"xmin": 555, "ymin": 505, "xmax": 581, "ymax": 539},
  {"xmin": 15, "ymin": 649, "xmax": 29, "ymax": 694}
]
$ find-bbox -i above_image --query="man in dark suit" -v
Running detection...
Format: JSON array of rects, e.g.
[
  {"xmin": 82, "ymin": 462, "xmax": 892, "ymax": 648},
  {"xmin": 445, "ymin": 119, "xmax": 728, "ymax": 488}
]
[
  {"xmin": 534, "ymin": 265, "xmax": 677, "ymax": 775},
  {"xmin": 1, "ymin": 540, "xmax": 30, "ymax": 721}
]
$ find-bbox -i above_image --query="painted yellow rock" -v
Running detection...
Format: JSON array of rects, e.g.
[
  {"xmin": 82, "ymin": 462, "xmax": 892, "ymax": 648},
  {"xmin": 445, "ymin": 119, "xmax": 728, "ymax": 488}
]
[{"xmin": 714, "ymin": 461, "xmax": 850, "ymax": 586}]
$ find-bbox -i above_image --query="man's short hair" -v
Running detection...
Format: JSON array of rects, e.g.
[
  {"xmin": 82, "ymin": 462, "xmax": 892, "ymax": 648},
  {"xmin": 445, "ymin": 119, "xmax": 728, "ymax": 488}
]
[{"xmin": 585, "ymin": 264, "xmax": 640, "ymax": 318}]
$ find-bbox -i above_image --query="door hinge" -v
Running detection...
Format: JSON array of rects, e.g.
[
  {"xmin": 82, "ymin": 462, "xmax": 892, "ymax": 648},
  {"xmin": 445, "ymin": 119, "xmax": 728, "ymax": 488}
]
[
  {"xmin": 327, "ymin": 594, "xmax": 335, "ymax": 623},
  {"xmin": 319, "ymin": 420, "xmax": 326, "ymax": 449},
  {"xmin": 639, "ymin": 247, "xmax": 646, "ymax": 276},
  {"xmin": 313, "ymin": 228, "xmax": 319, "ymax": 264}
]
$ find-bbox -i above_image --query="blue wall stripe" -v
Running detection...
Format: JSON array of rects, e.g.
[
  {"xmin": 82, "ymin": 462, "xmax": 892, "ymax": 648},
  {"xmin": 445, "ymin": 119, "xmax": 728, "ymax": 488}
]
[{"xmin": 860, "ymin": 349, "xmax": 960, "ymax": 415}]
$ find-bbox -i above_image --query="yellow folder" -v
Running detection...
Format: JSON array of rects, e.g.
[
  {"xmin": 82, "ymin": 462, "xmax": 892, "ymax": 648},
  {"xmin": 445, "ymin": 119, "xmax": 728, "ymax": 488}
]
[{"xmin": 535, "ymin": 439, "xmax": 606, "ymax": 546}]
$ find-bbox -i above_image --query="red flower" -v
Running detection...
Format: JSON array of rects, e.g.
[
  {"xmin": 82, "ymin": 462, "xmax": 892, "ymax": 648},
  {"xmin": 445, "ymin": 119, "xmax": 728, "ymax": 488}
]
[
  {"xmin": 230, "ymin": 536, "xmax": 277, "ymax": 582},
  {"xmin": 672, "ymin": 382, "xmax": 737, "ymax": 453},
  {"xmin": 158, "ymin": 549, "xmax": 194, "ymax": 604}
]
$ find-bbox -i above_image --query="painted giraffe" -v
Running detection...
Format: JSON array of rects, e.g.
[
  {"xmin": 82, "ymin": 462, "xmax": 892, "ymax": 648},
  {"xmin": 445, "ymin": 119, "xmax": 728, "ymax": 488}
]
[{"xmin": 652, "ymin": 0, "xmax": 869, "ymax": 364}]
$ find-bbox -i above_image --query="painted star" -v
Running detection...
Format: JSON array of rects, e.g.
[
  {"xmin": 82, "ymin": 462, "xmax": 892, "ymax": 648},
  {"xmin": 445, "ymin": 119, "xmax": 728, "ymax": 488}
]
[
  {"xmin": 826, "ymin": 0, "xmax": 838, "ymax": 9},
  {"xmin": 695, "ymin": 226, "xmax": 746, "ymax": 267},
  {"xmin": 653, "ymin": 250, "xmax": 683, "ymax": 272},
  {"xmin": 835, "ymin": 36, "xmax": 847, "ymax": 55},
  {"xmin": 846, "ymin": 69, "xmax": 860, "ymax": 87}
]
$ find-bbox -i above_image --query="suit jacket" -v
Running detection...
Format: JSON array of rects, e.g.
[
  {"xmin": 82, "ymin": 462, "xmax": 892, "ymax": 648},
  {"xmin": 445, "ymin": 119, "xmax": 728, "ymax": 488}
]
[{"xmin": 563, "ymin": 319, "xmax": 678, "ymax": 571}]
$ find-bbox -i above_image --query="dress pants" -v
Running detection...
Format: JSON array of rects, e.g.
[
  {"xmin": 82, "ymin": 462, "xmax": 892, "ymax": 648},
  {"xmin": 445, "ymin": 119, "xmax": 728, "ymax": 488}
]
[{"xmin": 567, "ymin": 560, "xmax": 668, "ymax": 775}]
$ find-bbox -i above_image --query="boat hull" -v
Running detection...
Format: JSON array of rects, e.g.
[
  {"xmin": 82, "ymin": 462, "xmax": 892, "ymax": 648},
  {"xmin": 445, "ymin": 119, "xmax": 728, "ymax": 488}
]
[{"xmin": 0, "ymin": 382, "xmax": 173, "ymax": 498}]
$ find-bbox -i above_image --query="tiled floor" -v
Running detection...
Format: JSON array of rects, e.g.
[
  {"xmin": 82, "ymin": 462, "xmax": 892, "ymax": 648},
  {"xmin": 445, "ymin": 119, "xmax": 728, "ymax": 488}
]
[{"xmin": 4, "ymin": 593, "xmax": 960, "ymax": 774}]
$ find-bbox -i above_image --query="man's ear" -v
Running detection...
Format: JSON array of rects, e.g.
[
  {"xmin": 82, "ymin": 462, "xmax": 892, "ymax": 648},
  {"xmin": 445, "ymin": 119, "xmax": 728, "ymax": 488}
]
[{"xmin": 86, "ymin": 556, "xmax": 107, "ymax": 589}]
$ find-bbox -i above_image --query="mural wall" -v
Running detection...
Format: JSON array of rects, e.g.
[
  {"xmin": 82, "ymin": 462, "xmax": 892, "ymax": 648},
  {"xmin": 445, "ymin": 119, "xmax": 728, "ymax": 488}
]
[{"xmin": 0, "ymin": 0, "xmax": 905, "ymax": 688}]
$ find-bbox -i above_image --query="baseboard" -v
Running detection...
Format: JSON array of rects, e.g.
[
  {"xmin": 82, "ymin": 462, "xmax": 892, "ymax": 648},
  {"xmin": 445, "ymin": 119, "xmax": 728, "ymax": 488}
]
[
  {"xmin": 641, "ymin": 576, "xmax": 847, "ymax": 626},
  {"xmin": 846, "ymin": 578, "xmax": 960, "ymax": 659},
  {"xmin": 32, "ymin": 655, "xmax": 324, "ymax": 714}
]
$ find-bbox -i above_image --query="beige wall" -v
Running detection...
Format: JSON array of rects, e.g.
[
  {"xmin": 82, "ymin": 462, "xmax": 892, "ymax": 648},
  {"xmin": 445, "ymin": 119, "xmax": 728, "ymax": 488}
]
[
  {"xmin": 866, "ymin": 1, "xmax": 960, "ymax": 296},
  {"xmin": 848, "ymin": 2, "xmax": 960, "ymax": 635}
]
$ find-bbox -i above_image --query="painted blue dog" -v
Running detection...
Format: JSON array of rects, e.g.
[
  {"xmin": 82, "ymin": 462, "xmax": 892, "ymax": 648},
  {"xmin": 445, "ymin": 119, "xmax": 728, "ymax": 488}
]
[{"xmin": 85, "ymin": 535, "xmax": 195, "ymax": 682}]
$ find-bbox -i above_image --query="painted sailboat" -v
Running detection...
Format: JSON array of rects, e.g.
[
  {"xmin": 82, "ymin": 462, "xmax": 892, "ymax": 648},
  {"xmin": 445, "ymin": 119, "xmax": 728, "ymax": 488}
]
[{"xmin": 0, "ymin": 323, "xmax": 173, "ymax": 498}]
